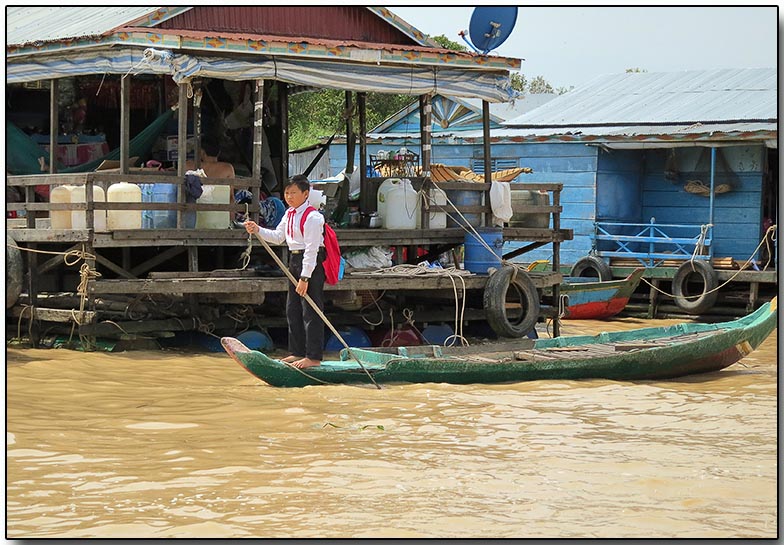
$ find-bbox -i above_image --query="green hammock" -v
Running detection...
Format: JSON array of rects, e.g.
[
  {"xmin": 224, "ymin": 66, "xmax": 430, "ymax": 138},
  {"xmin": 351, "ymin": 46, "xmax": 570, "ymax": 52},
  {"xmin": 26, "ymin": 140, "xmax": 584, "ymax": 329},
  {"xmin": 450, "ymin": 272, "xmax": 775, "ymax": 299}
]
[{"xmin": 6, "ymin": 108, "xmax": 175, "ymax": 175}]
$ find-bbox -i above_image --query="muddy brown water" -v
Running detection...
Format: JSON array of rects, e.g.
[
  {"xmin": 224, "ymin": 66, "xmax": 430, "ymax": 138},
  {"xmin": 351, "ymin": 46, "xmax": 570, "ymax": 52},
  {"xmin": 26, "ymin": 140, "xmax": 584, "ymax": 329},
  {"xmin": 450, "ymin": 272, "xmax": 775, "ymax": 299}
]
[{"xmin": 6, "ymin": 317, "xmax": 778, "ymax": 538}]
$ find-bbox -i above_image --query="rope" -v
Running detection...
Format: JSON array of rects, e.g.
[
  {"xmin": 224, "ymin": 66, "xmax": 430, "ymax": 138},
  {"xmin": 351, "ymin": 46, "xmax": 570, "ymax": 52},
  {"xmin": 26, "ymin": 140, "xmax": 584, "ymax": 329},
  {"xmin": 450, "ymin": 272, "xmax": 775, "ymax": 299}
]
[
  {"xmin": 546, "ymin": 293, "xmax": 569, "ymax": 338},
  {"xmin": 428, "ymin": 179, "xmax": 511, "ymax": 267},
  {"xmin": 690, "ymin": 223, "xmax": 713, "ymax": 265},
  {"xmin": 641, "ymin": 224, "xmax": 778, "ymax": 300},
  {"xmin": 353, "ymin": 264, "xmax": 471, "ymax": 347},
  {"xmin": 360, "ymin": 290, "xmax": 386, "ymax": 327}
]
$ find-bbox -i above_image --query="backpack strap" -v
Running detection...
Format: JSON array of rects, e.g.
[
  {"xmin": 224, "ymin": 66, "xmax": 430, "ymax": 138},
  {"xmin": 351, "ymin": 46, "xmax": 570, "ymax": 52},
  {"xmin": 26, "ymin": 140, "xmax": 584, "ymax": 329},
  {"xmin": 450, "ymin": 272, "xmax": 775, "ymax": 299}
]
[{"xmin": 299, "ymin": 205, "xmax": 319, "ymax": 235}]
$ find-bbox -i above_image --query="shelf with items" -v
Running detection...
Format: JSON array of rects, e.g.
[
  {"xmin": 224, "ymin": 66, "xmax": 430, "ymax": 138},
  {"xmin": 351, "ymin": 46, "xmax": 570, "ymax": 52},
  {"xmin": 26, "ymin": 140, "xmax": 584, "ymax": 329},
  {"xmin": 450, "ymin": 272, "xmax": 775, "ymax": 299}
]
[{"xmin": 369, "ymin": 151, "xmax": 420, "ymax": 177}]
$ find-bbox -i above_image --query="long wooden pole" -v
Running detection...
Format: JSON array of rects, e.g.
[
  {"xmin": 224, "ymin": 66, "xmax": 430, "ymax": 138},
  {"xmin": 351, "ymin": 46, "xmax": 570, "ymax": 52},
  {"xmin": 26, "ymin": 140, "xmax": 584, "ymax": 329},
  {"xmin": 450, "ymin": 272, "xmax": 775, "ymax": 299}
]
[{"xmin": 251, "ymin": 232, "xmax": 381, "ymax": 389}]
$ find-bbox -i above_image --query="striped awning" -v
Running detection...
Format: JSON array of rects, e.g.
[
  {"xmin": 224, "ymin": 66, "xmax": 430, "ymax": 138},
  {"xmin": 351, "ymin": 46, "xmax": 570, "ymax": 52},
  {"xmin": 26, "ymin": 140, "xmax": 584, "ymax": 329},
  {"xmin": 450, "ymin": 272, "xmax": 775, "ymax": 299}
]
[{"xmin": 6, "ymin": 47, "xmax": 516, "ymax": 103}]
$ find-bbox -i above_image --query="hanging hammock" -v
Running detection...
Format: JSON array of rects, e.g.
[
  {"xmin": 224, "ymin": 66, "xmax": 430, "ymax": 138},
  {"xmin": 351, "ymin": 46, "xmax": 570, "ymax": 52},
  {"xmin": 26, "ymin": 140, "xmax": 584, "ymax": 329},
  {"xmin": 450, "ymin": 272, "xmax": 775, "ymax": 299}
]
[{"xmin": 5, "ymin": 108, "xmax": 175, "ymax": 175}]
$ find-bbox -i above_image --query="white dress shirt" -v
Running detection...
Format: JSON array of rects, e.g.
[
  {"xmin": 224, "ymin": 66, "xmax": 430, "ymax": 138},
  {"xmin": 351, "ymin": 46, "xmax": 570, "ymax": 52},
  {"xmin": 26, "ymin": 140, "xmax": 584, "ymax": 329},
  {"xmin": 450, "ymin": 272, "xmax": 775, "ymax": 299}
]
[{"xmin": 256, "ymin": 201, "xmax": 325, "ymax": 279}]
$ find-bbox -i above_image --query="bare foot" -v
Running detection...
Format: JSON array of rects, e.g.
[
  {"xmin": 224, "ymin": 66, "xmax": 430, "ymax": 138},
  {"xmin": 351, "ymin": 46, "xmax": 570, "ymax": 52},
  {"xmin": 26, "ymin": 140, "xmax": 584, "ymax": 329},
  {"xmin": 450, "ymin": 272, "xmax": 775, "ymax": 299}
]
[
  {"xmin": 280, "ymin": 355, "xmax": 300, "ymax": 363},
  {"xmin": 291, "ymin": 358, "xmax": 321, "ymax": 369}
]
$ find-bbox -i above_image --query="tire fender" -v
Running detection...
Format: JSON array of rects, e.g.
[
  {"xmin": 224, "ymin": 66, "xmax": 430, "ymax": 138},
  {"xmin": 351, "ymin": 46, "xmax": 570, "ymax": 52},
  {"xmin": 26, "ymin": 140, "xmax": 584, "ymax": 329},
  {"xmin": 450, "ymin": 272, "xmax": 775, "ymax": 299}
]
[
  {"xmin": 483, "ymin": 265, "xmax": 540, "ymax": 338},
  {"xmin": 672, "ymin": 260, "xmax": 718, "ymax": 314},
  {"xmin": 570, "ymin": 256, "xmax": 612, "ymax": 281}
]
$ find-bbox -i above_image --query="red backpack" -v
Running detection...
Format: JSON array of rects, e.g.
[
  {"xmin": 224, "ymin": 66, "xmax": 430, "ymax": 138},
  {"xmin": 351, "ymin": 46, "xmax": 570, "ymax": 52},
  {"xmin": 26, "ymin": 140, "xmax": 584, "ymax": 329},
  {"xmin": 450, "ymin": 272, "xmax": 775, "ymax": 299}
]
[{"xmin": 300, "ymin": 206, "xmax": 342, "ymax": 285}]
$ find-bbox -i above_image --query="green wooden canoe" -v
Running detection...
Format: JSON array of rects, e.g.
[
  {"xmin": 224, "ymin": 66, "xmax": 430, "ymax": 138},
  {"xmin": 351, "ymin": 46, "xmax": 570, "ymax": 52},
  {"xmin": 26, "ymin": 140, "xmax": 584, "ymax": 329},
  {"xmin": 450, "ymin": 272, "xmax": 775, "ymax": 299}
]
[{"xmin": 221, "ymin": 297, "xmax": 777, "ymax": 388}]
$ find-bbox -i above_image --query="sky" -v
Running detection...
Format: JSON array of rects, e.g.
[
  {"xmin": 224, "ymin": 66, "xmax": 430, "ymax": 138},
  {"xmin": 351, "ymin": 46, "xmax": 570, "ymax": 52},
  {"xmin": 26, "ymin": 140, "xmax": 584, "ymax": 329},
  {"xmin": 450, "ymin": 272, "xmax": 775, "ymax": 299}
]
[{"xmin": 390, "ymin": 5, "xmax": 778, "ymax": 90}]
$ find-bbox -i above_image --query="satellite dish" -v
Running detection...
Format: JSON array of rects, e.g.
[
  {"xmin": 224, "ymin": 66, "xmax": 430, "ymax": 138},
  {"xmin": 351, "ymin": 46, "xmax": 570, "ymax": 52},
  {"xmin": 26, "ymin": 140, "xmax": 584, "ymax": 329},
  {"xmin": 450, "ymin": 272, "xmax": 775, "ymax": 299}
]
[{"xmin": 460, "ymin": 7, "xmax": 518, "ymax": 55}]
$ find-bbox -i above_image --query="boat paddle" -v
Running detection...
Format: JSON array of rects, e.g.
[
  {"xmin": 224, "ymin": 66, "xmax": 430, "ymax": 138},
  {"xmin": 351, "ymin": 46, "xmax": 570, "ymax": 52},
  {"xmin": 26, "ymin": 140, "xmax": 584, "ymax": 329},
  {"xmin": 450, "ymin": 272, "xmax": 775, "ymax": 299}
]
[{"xmin": 249, "ymin": 230, "xmax": 382, "ymax": 389}]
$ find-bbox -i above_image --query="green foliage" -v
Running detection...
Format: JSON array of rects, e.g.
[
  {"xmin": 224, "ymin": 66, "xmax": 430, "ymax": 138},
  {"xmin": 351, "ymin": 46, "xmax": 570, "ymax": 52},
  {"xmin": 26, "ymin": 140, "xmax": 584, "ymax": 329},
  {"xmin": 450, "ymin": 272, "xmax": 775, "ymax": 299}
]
[
  {"xmin": 431, "ymin": 34, "xmax": 468, "ymax": 52},
  {"xmin": 289, "ymin": 90, "xmax": 412, "ymax": 150},
  {"xmin": 625, "ymin": 67, "xmax": 647, "ymax": 73},
  {"xmin": 510, "ymin": 71, "xmax": 563, "ymax": 95}
]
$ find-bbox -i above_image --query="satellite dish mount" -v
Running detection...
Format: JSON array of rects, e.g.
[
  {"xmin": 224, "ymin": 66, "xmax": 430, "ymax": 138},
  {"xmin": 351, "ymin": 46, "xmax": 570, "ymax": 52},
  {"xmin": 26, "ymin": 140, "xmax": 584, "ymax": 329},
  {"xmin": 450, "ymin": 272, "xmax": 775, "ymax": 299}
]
[{"xmin": 458, "ymin": 7, "xmax": 518, "ymax": 55}]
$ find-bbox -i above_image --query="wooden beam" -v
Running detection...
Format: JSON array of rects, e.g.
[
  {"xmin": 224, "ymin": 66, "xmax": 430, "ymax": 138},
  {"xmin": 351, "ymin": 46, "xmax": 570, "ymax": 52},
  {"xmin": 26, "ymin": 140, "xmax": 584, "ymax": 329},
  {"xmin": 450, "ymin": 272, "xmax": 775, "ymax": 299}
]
[
  {"xmin": 129, "ymin": 246, "xmax": 185, "ymax": 276},
  {"xmin": 345, "ymin": 90, "xmax": 355, "ymax": 176},
  {"xmin": 252, "ymin": 79, "xmax": 264, "ymax": 181},
  {"xmin": 177, "ymin": 83, "xmax": 188, "ymax": 227},
  {"xmin": 94, "ymin": 252, "xmax": 137, "ymax": 279},
  {"xmin": 419, "ymin": 94, "xmax": 432, "ymax": 229},
  {"xmin": 49, "ymin": 79, "xmax": 58, "ymax": 175},
  {"xmin": 193, "ymin": 79, "xmax": 202, "ymax": 170},
  {"xmin": 37, "ymin": 243, "xmax": 82, "ymax": 275},
  {"xmin": 9, "ymin": 306, "xmax": 95, "ymax": 324},
  {"xmin": 357, "ymin": 91, "xmax": 367, "ymax": 209},
  {"xmin": 120, "ymin": 75, "xmax": 130, "ymax": 174},
  {"xmin": 280, "ymin": 82, "xmax": 289, "ymax": 183}
]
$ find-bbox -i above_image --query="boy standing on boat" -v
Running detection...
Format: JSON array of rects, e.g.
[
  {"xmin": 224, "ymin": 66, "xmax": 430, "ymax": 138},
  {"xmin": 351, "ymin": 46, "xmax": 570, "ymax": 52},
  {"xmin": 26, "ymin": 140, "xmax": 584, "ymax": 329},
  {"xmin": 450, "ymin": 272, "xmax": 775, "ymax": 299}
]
[{"xmin": 244, "ymin": 175, "xmax": 325, "ymax": 369}]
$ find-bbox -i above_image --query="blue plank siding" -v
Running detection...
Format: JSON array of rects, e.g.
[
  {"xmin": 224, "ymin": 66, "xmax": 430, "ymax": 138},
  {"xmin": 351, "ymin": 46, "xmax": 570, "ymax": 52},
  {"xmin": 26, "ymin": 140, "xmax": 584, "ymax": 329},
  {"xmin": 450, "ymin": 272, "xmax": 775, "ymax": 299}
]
[
  {"xmin": 502, "ymin": 143, "xmax": 598, "ymax": 264},
  {"xmin": 639, "ymin": 146, "xmax": 764, "ymax": 261},
  {"xmin": 327, "ymin": 140, "xmax": 766, "ymax": 265}
]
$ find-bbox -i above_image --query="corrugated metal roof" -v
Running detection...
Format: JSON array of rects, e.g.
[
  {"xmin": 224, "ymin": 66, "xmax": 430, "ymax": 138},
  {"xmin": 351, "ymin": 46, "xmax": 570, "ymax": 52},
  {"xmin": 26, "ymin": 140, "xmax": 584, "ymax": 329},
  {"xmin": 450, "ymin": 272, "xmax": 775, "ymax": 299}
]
[
  {"xmin": 503, "ymin": 68, "xmax": 777, "ymax": 127},
  {"xmin": 6, "ymin": 7, "xmax": 169, "ymax": 46},
  {"xmin": 462, "ymin": 94, "xmax": 558, "ymax": 122},
  {"xmin": 369, "ymin": 122, "xmax": 777, "ymax": 143}
]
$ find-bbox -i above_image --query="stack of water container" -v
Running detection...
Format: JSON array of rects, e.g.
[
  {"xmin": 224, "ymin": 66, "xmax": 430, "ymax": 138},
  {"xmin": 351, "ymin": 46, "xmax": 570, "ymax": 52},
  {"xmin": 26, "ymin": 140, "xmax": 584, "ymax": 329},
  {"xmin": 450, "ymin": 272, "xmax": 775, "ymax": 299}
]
[
  {"xmin": 50, "ymin": 184, "xmax": 108, "ymax": 231},
  {"xmin": 107, "ymin": 182, "xmax": 143, "ymax": 230},
  {"xmin": 141, "ymin": 182, "xmax": 231, "ymax": 230},
  {"xmin": 195, "ymin": 185, "xmax": 231, "ymax": 229},
  {"xmin": 377, "ymin": 178, "xmax": 419, "ymax": 229},
  {"xmin": 141, "ymin": 183, "xmax": 178, "ymax": 229},
  {"xmin": 50, "ymin": 180, "xmax": 233, "ymax": 231}
]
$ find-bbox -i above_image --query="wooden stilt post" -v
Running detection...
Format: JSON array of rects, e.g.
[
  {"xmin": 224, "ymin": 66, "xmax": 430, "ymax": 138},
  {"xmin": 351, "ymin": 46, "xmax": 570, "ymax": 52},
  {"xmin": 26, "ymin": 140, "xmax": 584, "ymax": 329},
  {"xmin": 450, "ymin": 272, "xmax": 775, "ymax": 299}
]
[
  {"xmin": 49, "ymin": 79, "xmax": 58, "ymax": 176},
  {"xmin": 358, "ymin": 91, "xmax": 367, "ymax": 210},
  {"xmin": 420, "ymin": 94, "xmax": 432, "ymax": 230},
  {"xmin": 120, "ymin": 76, "xmax": 130, "ymax": 174},
  {"xmin": 251, "ymin": 79, "xmax": 264, "ymax": 223},
  {"xmin": 176, "ymin": 83, "xmax": 189, "ymax": 228},
  {"xmin": 482, "ymin": 100, "xmax": 492, "ymax": 227},
  {"xmin": 280, "ymin": 82, "xmax": 289, "ymax": 183}
]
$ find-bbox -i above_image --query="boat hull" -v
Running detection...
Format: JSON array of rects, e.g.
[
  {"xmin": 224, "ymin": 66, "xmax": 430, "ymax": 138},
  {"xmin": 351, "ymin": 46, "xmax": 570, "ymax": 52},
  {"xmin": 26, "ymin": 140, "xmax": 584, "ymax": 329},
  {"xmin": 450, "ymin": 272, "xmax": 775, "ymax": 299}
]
[
  {"xmin": 222, "ymin": 298, "xmax": 776, "ymax": 388},
  {"xmin": 560, "ymin": 268, "xmax": 644, "ymax": 319}
]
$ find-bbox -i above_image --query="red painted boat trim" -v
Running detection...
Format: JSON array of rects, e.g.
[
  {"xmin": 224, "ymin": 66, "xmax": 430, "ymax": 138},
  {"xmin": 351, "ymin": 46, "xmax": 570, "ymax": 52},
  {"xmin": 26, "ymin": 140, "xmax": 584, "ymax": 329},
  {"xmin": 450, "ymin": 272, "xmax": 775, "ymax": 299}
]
[{"xmin": 564, "ymin": 297, "xmax": 631, "ymax": 320}]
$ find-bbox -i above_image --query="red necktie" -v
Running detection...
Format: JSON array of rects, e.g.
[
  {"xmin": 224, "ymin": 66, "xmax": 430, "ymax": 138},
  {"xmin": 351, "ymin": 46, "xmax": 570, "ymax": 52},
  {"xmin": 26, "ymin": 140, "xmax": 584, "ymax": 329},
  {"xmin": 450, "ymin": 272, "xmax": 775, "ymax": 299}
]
[{"xmin": 286, "ymin": 208, "xmax": 296, "ymax": 238}]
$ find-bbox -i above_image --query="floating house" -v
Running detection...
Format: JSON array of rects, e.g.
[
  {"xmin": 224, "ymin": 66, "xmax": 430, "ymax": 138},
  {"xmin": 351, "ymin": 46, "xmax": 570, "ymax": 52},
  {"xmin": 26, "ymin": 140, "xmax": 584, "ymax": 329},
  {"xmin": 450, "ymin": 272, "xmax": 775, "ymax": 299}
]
[
  {"xmin": 7, "ymin": 6, "xmax": 571, "ymax": 344},
  {"xmin": 324, "ymin": 68, "xmax": 777, "ymax": 315}
]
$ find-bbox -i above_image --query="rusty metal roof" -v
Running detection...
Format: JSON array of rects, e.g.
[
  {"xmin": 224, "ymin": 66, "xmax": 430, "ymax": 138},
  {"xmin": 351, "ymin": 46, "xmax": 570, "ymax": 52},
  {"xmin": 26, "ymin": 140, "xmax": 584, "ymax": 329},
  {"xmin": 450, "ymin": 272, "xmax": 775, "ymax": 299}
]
[
  {"xmin": 504, "ymin": 68, "xmax": 777, "ymax": 128},
  {"xmin": 7, "ymin": 6, "xmax": 520, "ymax": 71}
]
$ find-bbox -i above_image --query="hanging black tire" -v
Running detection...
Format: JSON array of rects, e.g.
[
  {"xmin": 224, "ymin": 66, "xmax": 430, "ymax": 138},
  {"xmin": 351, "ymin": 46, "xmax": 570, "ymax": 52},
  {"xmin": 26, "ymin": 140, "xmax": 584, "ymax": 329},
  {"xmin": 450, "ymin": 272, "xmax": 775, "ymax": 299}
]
[
  {"xmin": 7, "ymin": 234, "xmax": 23, "ymax": 309},
  {"xmin": 570, "ymin": 256, "xmax": 612, "ymax": 281},
  {"xmin": 483, "ymin": 266, "xmax": 540, "ymax": 338},
  {"xmin": 672, "ymin": 260, "xmax": 718, "ymax": 314}
]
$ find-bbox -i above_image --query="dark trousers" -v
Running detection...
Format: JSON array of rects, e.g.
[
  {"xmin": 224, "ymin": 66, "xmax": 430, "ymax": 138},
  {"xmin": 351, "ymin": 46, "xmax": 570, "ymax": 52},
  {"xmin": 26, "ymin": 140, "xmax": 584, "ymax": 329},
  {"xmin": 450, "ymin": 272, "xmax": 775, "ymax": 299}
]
[{"xmin": 286, "ymin": 249, "xmax": 326, "ymax": 360}]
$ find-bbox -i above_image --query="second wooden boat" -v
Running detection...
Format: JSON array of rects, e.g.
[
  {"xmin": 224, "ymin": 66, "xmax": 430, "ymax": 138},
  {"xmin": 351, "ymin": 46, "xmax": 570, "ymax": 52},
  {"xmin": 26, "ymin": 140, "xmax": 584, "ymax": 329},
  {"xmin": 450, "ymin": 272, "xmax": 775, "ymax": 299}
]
[
  {"xmin": 559, "ymin": 268, "xmax": 645, "ymax": 319},
  {"xmin": 221, "ymin": 297, "xmax": 777, "ymax": 388}
]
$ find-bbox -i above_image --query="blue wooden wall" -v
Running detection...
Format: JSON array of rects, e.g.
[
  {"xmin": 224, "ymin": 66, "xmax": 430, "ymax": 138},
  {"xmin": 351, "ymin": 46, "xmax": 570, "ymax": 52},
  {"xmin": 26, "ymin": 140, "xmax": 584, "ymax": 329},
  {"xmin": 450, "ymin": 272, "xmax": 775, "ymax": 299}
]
[
  {"xmin": 327, "ymin": 140, "xmax": 766, "ymax": 265},
  {"xmin": 639, "ymin": 146, "xmax": 765, "ymax": 261}
]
